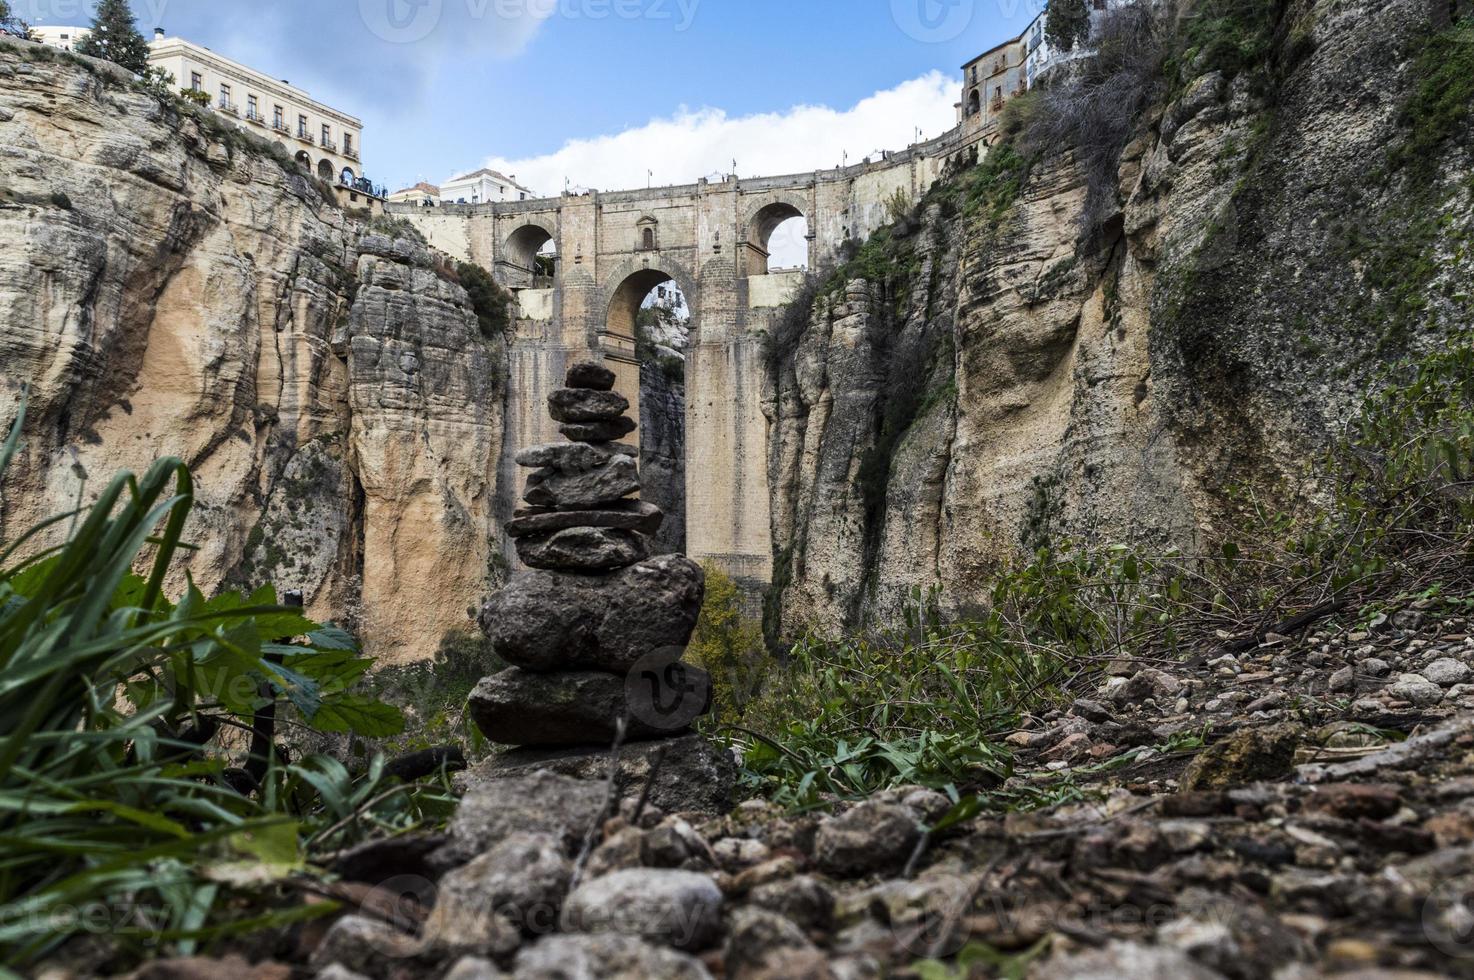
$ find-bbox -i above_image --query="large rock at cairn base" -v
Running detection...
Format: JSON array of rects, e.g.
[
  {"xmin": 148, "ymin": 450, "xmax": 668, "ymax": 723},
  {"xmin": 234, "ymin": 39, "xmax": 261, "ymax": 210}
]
[
  {"xmin": 517, "ymin": 527, "xmax": 652, "ymax": 572},
  {"xmin": 469, "ymin": 664, "xmax": 713, "ymax": 747},
  {"xmin": 466, "ymin": 734, "xmax": 737, "ymax": 816},
  {"xmin": 479, "ymin": 554, "xmax": 705, "ymax": 674}
]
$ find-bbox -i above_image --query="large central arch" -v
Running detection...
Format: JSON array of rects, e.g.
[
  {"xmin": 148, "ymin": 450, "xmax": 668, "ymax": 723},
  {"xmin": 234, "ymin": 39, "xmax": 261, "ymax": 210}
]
[{"xmin": 602, "ymin": 263, "xmax": 697, "ymax": 554}]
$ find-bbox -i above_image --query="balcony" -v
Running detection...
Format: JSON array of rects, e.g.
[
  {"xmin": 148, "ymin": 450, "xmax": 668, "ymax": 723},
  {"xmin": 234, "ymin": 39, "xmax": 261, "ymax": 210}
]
[
  {"xmin": 217, "ymin": 100, "xmax": 238, "ymax": 116},
  {"xmin": 271, "ymin": 120, "xmax": 291, "ymax": 135},
  {"xmin": 296, "ymin": 131, "xmax": 315, "ymax": 146},
  {"xmin": 245, "ymin": 110, "xmax": 265, "ymax": 126},
  {"xmin": 343, "ymin": 146, "xmax": 360, "ymax": 162},
  {"xmin": 320, "ymin": 137, "xmax": 338, "ymax": 154}
]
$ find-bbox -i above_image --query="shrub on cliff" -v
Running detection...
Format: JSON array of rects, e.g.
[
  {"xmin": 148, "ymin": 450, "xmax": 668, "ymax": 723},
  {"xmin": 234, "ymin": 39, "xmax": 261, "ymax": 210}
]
[
  {"xmin": 1026, "ymin": 1, "xmax": 1165, "ymax": 233},
  {"xmin": 687, "ymin": 563, "xmax": 767, "ymax": 726},
  {"xmin": 457, "ymin": 260, "xmax": 513, "ymax": 339},
  {"xmin": 74, "ymin": 0, "xmax": 150, "ymax": 74}
]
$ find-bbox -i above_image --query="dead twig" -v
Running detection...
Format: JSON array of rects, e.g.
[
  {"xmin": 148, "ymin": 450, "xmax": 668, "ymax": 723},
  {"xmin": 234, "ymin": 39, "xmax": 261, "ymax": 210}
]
[{"xmin": 569, "ymin": 717, "xmax": 628, "ymax": 892}]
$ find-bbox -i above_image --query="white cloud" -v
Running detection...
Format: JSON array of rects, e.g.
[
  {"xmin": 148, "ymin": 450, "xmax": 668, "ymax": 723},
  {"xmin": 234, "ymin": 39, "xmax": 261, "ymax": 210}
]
[{"xmin": 471, "ymin": 71, "xmax": 960, "ymax": 265}]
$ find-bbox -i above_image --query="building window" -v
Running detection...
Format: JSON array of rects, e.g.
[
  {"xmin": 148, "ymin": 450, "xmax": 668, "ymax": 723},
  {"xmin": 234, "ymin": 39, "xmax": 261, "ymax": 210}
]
[
  {"xmin": 190, "ymin": 72, "xmax": 202, "ymax": 91},
  {"xmin": 273, "ymin": 105, "xmax": 284, "ymax": 128},
  {"xmin": 246, "ymin": 95, "xmax": 258, "ymax": 118},
  {"xmin": 343, "ymin": 133, "xmax": 354, "ymax": 155},
  {"xmin": 219, "ymin": 83, "xmax": 230, "ymax": 107},
  {"xmin": 322, "ymin": 124, "xmax": 331, "ymax": 145},
  {"xmin": 298, "ymin": 115, "xmax": 308, "ymax": 138}
]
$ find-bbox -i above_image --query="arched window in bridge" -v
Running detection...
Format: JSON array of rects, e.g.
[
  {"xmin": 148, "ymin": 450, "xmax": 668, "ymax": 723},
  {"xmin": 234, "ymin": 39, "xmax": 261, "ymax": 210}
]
[{"xmin": 642, "ymin": 227, "xmax": 655, "ymax": 251}]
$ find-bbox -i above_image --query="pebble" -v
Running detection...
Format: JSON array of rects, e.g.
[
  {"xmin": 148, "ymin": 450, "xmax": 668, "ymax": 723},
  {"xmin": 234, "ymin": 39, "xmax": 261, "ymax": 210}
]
[{"xmin": 1423, "ymin": 657, "xmax": 1471, "ymax": 687}]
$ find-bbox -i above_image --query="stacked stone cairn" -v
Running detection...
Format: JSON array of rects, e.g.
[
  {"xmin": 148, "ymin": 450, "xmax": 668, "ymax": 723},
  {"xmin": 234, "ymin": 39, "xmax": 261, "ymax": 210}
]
[{"xmin": 469, "ymin": 361, "xmax": 713, "ymax": 750}]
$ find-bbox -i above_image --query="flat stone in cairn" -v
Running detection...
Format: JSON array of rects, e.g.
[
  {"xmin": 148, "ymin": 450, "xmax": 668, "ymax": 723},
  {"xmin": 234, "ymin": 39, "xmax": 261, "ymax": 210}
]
[
  {"xmin": 507, "ymin": 500, "xmax": 664, "ymax": 540},
  {"xmin": 560, "ymin": 416, "xmax": 638, "ymax": 443},
  {"xmin": 565, "ymin": 361, "xmax": 617, "ymax": 391},
  {"xmin": 523, "ymin": 455, "xmax": 640, "ymax": 510},
  {"xmin": 517, "ymin": 526, "xmax": 650, "ymax": 572},
  {"xmin": 515, "ymin": 441, "xmax": 625, "ymax": 470},
  {"xmin": 548, "ymin": 388, "xmax": 629, "ymax": 424},
  {"xmin": 479, "ymin": 554, "xmax": 705, "ymax": 674},
  {"xmin": 469, "ymin": 665, "xmax": 712, "ymax": 747}
]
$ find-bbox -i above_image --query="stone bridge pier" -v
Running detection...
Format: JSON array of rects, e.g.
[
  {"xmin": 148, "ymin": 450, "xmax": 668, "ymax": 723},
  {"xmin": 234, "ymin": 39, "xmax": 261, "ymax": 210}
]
[{"xmin": 392, "ymin": 128, "xmax": 983, "ymax": 592}]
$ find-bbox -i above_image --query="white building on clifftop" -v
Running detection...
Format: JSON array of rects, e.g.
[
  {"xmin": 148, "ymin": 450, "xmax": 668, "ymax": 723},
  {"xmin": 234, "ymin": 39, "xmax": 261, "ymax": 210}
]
[{"xmin": 28, "ymin": 25, "xmax": 371, "ymax": 193}]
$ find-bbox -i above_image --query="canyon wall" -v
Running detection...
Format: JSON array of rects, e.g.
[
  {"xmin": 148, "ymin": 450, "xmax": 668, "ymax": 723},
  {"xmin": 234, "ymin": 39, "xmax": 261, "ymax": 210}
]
[
  {"xmin": 764, "ymin": 0, "xmax": 1474, "ymax": 634},
  {"xmin": 0, "ymin": 42, "xmax": 507, "ymax": 665}
]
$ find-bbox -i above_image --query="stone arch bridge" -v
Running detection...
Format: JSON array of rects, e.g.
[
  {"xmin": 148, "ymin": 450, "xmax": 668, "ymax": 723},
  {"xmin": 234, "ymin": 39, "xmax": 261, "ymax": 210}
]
[{"xmin": 393, "ymin": 128, "xmax": 984, "ymax": 589}]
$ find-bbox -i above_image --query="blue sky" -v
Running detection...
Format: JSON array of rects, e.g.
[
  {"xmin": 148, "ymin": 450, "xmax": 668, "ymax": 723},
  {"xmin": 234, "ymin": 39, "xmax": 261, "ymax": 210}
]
[{"xmin": 16, "ymin": 0, "xmax": 1045, "ymax": 193}]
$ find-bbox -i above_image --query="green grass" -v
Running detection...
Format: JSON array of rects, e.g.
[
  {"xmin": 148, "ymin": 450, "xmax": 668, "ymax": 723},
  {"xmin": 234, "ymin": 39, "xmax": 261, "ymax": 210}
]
[{"xmin": 0, "ymin": 397, "xmax": 456, "ymax": 971}]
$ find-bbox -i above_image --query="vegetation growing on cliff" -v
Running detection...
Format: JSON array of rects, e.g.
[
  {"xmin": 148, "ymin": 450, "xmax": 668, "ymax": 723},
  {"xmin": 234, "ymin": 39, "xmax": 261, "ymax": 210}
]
[
  {"xmin": 455, "ymin": 260, "xmax": 514, "ymax": 339},
  {"xmin": 1392, "ymin": 14, "xmax": 1474, "ymax": 178}
]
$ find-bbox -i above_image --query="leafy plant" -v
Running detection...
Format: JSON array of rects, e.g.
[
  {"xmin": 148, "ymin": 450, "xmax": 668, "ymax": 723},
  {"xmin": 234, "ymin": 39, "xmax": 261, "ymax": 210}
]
[
  {"xmin": 456, "ymin": 260, "xmax": 513, "ymax": 339},
  {"xmin": 0, "ymin": 398, "xmax": 449, "ymax": 971},
  {"xmin": 686, "ymin": 563, "xmax": 767, "ymax": 726}
]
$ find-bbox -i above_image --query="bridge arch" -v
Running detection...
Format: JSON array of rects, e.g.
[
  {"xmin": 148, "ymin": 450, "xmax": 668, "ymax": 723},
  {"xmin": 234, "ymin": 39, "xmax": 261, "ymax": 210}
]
[
  {"xmin": 742, "ymin": 197, "xmax": 810, "ymax": 275},
  {"xmin": 501, "ymin": 222, "xmax": 557, "ymax": 288}
]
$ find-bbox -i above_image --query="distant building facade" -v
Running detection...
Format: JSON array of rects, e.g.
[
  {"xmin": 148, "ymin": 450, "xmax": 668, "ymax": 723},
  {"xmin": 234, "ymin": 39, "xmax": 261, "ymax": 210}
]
[
  {"xmin": 27, "ymin": 26, "xmax": 368, "ymax": 189},
  {"xmin": 440, "ymin": 168, "xmax": 535, "ymax": 205},
  {"xmin": 959, "ymin": 0, "xmax": 1128, "ymax": 136},
  {"xmin": 388, "ymin": 182, "xmax": 441, "ymax": 207},
  {"xmin": 27, "ymin": 25, "xmax": 92, "ymax": 50},
  {"xmin": 148, "ymin": 33, "xmax": 365, "ymax": 184}
]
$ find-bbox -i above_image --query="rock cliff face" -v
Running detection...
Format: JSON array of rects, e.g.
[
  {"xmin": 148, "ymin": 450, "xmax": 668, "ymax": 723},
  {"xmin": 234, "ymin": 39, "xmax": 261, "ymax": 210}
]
[
  {"xmin": 765, "ymin": 0, "xmax": 1474, "ymax": 635},
  {"xmin": 0, "ymin": 43, "xmax": 507, "ymax": 665},
  {"xmin": 639, "ymin": 360, "xmax": 687, "ymax": 554}
]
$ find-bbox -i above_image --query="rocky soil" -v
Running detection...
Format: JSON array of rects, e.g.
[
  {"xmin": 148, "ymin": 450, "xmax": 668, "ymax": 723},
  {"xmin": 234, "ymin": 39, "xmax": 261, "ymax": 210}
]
[{"xmin": 93, "ymin": 601, "xmax": 1474, "ymax": 979}]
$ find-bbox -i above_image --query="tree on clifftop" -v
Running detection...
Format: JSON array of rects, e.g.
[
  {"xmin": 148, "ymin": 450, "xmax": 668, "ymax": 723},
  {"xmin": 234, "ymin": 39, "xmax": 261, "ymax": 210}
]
[
  {"xmin": 75, "ymin": 0, "xmax": 150, "ymax": 74},
  {"xmin": 1047, "ymin": 0, "xmax": 1092, "ymax": 52}
]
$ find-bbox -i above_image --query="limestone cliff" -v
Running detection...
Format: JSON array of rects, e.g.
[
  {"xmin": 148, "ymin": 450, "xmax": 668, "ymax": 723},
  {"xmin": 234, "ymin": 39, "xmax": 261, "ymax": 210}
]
[
  {"xmin": 765, "ymin": 0, "xmax": 1474, "ymax": 635},
  {"xmin": 0, "ymin": 42, "xmax": 508, "ymax": 665},
  {"xmin": 639, "ymin": 359, "xmax": 687, "ymax": 554}
]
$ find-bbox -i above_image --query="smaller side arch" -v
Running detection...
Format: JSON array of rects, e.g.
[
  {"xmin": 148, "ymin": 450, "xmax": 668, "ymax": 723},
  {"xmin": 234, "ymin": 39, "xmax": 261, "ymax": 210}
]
[
  {"xmin": 499, "ymin": 222, "xmax": 558, "ymax": 288},
  {"xmin": 316, "ymin": 159, "xmax": 334, "ymax": 181},
  {"xmin": 742, "ymin": 200, "xmax": 808, "ymax": 276}
]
